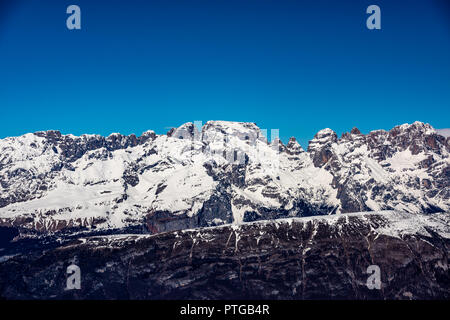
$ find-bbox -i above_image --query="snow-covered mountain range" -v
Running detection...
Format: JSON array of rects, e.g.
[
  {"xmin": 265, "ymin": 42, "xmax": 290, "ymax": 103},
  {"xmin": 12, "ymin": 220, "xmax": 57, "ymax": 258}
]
[{"xmin": 0, "ymin": 120, "xmax": 448, "ymax": 236}]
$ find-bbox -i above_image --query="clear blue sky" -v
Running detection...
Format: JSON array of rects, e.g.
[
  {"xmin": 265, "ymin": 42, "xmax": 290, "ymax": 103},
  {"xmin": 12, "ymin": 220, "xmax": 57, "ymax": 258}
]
[{"xmin": 0, "ymin": 0, "xmax": 449, "ymax": 148}]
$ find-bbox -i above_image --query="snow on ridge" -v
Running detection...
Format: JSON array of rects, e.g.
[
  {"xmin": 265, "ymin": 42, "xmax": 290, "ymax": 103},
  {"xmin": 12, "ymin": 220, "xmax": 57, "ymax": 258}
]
[
  {"xmin": 395, "ymin": 121, "xmax": 434, "ymax": 132},
  {"xmin": 86, "ymin": 210, "xmax": 450, "ymax": 245},
  {"xmin": 313, "ymin": 128, "xmax": 336, "ymax": 139},
  {"xmin": 217, "ymin": 210, "xmax": 449, "ymax": 240}
]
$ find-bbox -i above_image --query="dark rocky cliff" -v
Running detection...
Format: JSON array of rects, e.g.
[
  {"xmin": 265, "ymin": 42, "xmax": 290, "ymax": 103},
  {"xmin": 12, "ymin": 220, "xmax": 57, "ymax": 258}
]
[{"xmin": 1, "ymin": 211, "xmax": 448, "ymax": 300}]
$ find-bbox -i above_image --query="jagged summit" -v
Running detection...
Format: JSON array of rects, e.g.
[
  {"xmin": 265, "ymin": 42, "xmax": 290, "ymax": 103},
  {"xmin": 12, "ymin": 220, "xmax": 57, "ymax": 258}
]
[
  {"xmin": 313, "ymin": 128, "xmax": 337, "ymax": 139},
  {"xmin": 22, "ymin": 121, "xmax": 446, "ymax": 148},
  {"xmin": 286, "ymin": 137, "xmax": 304, "ymax": 155}
]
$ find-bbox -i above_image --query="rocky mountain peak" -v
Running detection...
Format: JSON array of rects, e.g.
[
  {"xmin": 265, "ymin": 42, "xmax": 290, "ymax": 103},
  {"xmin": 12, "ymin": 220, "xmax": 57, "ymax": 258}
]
[
  {"xmin": 307, "ymin": 128, "xmax": 337, "ymax": 167},
  {"xmin": 286, "ymin": 137, "xmax": 303, "ymax": 155},
  {"xmin": 140, "ymin": 130, "xmax": 156, "ymax": 140},
  {"xmin": 341, "ymin": 127, "xmax": 364, "ymax": 141},
  {"xmin": 383, "ymin": 121, "xmax": 447, "ymax": 155},
  {"xmin": 312, "ymin": 128, "xmax": 338, "ymax": 141},
  {"xmin": 201, "ymin": 121, "xmax": 264, "ymax": 143},
  {"xmin": 34, "ymin": 130, "xmax": 63, "ymax": 139},
  {"xmin": 167, "ymin": 122, "xmax": 199, "ymax": 140}
]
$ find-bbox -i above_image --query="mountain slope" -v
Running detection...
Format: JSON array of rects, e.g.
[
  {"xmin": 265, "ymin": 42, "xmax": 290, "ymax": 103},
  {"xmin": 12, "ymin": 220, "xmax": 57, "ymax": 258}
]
[{"xmin": 0, "ymin": 211, "xmax": 448, "ymax": 299}]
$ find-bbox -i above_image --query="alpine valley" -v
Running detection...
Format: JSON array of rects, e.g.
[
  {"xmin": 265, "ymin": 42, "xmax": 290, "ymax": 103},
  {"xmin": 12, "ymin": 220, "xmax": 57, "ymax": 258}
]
[{"xmin": 0, "ymin": 120, "xmax": 449, "ymax": 299}]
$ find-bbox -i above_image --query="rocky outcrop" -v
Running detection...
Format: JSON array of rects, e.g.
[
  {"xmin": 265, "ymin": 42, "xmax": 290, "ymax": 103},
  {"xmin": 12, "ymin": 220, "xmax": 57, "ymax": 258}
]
[
  {"xmin": 286, "ymin": 137, "xmax": 303, "ymax": 155},
  {"xmin": 307, "ymin": 128, "xmax": 337, "ymax": 167}
]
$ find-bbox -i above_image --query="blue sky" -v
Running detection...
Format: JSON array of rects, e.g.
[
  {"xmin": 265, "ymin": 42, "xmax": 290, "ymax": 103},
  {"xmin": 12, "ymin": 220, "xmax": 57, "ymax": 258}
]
[{"xmin": 0, "ymin": 0, "xmax": 449, "ymax": 148}]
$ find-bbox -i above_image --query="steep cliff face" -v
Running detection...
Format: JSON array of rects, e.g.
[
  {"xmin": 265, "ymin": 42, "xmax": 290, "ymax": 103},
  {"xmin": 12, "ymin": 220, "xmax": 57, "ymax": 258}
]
[
  {"xmin": 0, "ymin": 121, "xmax": 448, "ymax": 237},
  {"xmin": 0, "ymin": 211, "xmax": 448, "ymax": 300}
]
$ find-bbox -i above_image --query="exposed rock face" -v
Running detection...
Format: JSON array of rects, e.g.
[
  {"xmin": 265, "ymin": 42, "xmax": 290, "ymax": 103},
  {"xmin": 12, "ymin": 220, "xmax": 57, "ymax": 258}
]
[
  {"xmin": 286, "ymin": 137, "xmax": 304, "ymax": 155},
  {"xmin": 308, "ymin": 128, "xmax": 338, "ymax": 167},
  {"xmin": 0, "ymin": 121, "xmax": 449, "ymax": 237},
  {"xmin": 0, "ymin": 211, "xmax": 448, "ymax": 300}
]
